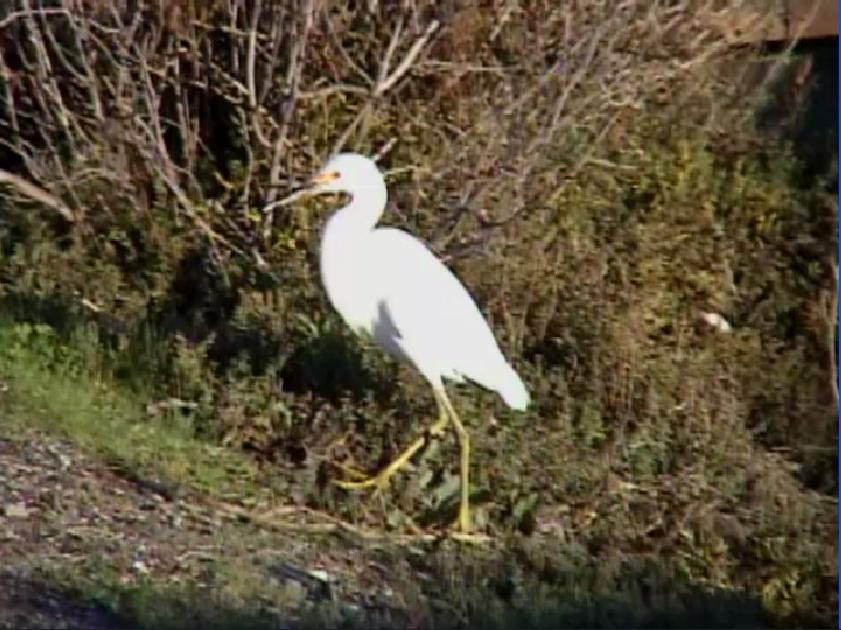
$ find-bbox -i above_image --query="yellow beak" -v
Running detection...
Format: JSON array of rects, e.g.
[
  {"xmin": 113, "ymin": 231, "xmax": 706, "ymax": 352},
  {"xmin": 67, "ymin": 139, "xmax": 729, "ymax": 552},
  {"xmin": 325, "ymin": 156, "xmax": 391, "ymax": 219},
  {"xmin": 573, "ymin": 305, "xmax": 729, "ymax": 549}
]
[{"xmin": 310, "ymin": 171, "xmax": 339, "ymax": 186}]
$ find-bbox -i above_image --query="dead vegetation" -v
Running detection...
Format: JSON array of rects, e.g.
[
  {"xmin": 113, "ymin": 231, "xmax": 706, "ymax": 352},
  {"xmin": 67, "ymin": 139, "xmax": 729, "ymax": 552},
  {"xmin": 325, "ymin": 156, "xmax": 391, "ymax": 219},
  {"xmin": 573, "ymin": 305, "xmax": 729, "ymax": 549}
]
[{"xmin": 0, "ymin": 0, "xmax": 836, "ymax": 627}]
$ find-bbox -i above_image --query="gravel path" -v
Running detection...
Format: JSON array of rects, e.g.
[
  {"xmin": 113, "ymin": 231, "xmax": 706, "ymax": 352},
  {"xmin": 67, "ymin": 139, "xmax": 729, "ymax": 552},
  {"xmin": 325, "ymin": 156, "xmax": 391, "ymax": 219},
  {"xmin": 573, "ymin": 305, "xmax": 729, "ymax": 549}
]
[{"xmin": 0, "ymin": 429, "xmax": 461, "ymax": 629}]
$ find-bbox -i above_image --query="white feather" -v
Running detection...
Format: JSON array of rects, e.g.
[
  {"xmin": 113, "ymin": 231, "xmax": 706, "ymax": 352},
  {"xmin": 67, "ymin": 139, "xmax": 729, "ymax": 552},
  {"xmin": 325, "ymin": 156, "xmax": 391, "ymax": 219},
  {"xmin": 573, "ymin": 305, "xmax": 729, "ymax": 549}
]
[{"xmin": 313, "ymin": 153, "xmax": 529, "ymax": 411}]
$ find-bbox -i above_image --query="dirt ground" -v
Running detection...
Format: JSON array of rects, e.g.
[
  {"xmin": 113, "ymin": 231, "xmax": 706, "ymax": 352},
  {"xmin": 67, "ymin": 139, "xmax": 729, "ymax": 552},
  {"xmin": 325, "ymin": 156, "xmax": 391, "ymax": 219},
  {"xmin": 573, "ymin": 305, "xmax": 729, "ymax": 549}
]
[
  {"xmin": 0, "ymin": 429, "xmax": 415, "ymax": 629},
  {"xmin": 1, "ymin": 426, "xmax": 782, "ymax": 630}
]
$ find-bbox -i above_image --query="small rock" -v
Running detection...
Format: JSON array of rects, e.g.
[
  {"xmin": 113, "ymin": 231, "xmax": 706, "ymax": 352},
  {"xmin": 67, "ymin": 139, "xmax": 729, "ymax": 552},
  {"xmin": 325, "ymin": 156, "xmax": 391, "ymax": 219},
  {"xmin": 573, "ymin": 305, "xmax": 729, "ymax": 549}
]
[
  {"xmin": 699, "ymin": 311, "xmax": 731, "ymax": 333},
  {"xmin": 4, "ymin": 502, "xmax": 29, "ymax": 519}
]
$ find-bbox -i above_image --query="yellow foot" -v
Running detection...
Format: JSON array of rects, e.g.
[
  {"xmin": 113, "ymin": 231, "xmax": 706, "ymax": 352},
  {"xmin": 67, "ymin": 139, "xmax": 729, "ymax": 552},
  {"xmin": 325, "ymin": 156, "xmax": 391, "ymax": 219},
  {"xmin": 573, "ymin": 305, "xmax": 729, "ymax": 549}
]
[
  {"xmin": 333, "ymin": 472, "xmax": 391, "ymax": 492},
  {"xmin": 330, "ymin": 461, "xmax": 372, "ymax": 482},
  {"xmin": 332, "ymin": 432, "xmax": 433, "ymax": 494},
  {"xmin": 448, "ymin": 531, "xmax": 491, "ymax": 544},
  {"xmin": 332, "ymin": 459, "xmax": 402, "ymax": 494},
  {"xmin": 440, "ymin": 499, "xmax": 489, "ymax": 543},
  {"xmin": 445, "ymin": 514, "xmax": 490, "ymax": 544}
]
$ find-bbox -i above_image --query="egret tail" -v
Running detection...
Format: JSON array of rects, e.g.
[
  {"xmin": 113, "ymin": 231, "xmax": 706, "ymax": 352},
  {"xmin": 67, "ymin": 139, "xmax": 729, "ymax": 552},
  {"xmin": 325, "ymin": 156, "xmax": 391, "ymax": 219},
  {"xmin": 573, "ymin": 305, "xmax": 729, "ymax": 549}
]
[{"xmin": 499, "ymin": 367, "xmax": 529, "ymax": 411}]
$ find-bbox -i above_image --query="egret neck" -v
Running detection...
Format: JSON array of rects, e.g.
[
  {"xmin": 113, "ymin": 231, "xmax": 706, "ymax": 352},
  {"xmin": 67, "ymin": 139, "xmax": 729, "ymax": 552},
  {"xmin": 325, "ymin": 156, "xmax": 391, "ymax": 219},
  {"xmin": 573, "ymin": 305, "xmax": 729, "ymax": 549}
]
[{"xmin": 319, "ymin": 174, "xmax": 387, "ymax": 334}]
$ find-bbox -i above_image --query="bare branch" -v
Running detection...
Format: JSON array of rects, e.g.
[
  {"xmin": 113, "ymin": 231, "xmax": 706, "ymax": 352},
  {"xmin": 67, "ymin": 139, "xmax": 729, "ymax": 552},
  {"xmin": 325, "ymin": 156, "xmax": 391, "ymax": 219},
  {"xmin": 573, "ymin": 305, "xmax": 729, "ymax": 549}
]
[
  {"xmin": 0, "ymin": 168, "xmax": 75, "ymax": 222},
  {"xmin": 265, "ymin": 0, "xmax": 315, "ymax": 204},
  {"xmin": 0, "ymin": 7, "xmax": 68, "ymax": 30},
  {"xmin": 373, "ymin": 19, "xmax": 439, "ymax": 96}
]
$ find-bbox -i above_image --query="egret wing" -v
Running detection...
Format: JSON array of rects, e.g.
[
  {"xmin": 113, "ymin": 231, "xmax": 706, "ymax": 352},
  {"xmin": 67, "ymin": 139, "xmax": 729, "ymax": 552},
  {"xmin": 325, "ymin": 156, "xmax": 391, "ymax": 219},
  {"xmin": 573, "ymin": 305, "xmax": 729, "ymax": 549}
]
[{"xmin": 368, "ymin": 228, "xmax": 509, "ymax": 389}]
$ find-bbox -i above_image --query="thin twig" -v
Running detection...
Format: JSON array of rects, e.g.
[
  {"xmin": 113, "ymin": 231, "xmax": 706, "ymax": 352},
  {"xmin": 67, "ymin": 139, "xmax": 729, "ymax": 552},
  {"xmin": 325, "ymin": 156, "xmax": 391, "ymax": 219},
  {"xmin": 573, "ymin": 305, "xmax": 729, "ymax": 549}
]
[
  {"xmin": 0, "ymin": 169, "xmax": 75, "ymax": 221},
  {"xmin": 374, "ymin": 19, "xmax": 439, "ymax": 96}
]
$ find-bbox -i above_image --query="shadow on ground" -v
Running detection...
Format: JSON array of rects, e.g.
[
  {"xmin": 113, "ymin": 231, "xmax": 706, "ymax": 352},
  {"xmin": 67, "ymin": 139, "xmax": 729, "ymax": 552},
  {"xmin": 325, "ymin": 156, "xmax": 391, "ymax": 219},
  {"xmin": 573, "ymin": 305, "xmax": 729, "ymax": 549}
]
[
  {"xmin": 1, "ymin": 558, "xmax": 775, "ymax": 630},
  {"xmin": 0, "ymin": 571, "xmax": 127, "ymax": 630}
]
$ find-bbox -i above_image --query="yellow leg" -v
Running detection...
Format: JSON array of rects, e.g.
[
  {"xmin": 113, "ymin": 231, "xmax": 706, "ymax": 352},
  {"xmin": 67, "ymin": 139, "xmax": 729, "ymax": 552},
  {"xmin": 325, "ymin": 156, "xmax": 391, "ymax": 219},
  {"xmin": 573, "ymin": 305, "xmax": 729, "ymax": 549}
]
[
  {"xmin": 333, "ymin": 396, "xmax": 450, "ymax": 492},
  {"xmin": 331, "ymin": 461, "xmax": 371, "ymax": 481},
  {"xmin": 437, "ymin": 387, "xmax": 471, "ymax": 533}
]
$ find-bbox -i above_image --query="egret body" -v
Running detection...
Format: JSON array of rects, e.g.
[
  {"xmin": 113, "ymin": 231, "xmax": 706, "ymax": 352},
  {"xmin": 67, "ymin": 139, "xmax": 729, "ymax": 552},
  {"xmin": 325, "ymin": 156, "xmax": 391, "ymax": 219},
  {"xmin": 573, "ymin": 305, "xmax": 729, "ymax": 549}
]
[{"xmin": 306, "ymin": 153, "xmax": 529, "ymax": 533}]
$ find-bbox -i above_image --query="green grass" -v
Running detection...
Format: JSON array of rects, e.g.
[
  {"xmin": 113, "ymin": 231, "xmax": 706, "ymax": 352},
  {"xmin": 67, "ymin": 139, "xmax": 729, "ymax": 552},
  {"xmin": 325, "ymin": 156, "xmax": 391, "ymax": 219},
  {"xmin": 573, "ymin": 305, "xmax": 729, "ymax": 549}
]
[
  {"xmin": 0, "ymin": 320, "xmax": 272, "ymax": 503},
  {"xmin": 0, "ymin": 318, "xmax": 334, "ymax": 628}
]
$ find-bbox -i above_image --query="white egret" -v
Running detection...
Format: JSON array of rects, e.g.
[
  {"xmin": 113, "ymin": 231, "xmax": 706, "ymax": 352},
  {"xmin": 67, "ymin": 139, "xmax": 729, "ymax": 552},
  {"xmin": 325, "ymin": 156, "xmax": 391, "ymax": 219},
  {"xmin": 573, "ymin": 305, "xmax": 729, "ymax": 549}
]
[{"xmin": 302, "ymin": 152, "xmax": 529, "ymax": 533}]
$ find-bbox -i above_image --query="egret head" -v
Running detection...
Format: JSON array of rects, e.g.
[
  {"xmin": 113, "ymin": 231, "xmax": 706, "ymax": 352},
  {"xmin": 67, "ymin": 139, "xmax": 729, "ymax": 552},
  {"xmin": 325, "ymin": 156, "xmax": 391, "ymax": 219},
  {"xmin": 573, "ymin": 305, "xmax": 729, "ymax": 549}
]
[{"xmin": 309, "ymin": 152, "xmax": 383, "ymax": 197}]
